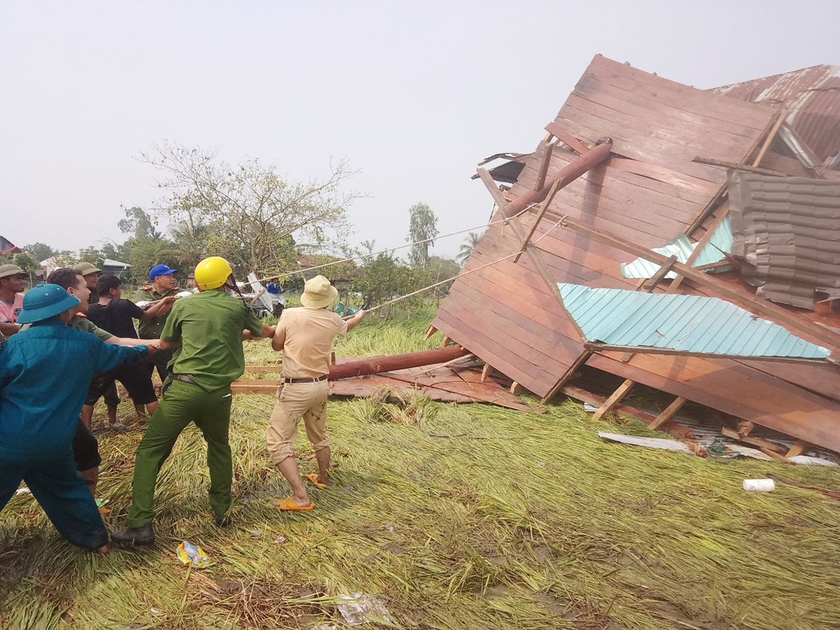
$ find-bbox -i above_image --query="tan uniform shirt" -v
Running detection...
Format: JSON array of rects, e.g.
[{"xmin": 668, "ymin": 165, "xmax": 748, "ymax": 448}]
[{"xmin": 273, "ymin": 307, "xmax": 347, "ymax": 378}]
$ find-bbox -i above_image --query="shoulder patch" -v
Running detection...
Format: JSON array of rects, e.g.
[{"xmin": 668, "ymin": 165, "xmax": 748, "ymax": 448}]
[{"xmin": 141, "ymin": 285, "xmax": 153, "ymax": 290}]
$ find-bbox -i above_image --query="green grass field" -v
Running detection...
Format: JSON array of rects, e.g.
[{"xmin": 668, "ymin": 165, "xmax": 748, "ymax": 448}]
[{"xmin": 2, "ymin": 311, "xmax": 839, "ymax": 629}]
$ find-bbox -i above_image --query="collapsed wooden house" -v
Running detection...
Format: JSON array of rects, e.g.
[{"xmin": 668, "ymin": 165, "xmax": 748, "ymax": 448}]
[{"xmin": 432, "ymin": 55, "xmax": 840, "ymax": 454}]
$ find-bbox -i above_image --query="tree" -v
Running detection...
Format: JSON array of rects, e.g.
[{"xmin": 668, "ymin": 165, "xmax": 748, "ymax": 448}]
[
  {"xmin": 407, "ymin": 202, "xmax": 439, "ymax": 268},
  {"xmin": 118, "ymin": 206, "xmax": 177, "ymax": 284},
  {"xmin": 23, "ymin": 242, "xmax": 55, "ymax": 264},
  {"xmin": 456, "ymin": 231, "xmax": 483, "ymax": 266},
  {"xmin": 139, "ymin": 141, "xmax": 362, "ymax": 276}
]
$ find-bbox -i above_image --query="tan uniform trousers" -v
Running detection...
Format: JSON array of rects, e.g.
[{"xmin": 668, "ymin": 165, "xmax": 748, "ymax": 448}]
[{"xmin": 266, "ymin": 381, "xmax": 331, "ymax": 464}]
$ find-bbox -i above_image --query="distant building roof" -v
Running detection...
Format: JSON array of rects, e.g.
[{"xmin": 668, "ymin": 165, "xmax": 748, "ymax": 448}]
[{"xmin": 0, "ymin": 235, "xmax": 21, "ymax": 254}]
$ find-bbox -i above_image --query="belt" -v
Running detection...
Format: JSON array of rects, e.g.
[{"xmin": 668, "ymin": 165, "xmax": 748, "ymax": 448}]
[
  {"xmin": 173, "ymin": 374, "xmax": 196, "ymax": 384},
  {"xmin": 283, "ymin": 375, "xmax": 328, "ymax": 384}
]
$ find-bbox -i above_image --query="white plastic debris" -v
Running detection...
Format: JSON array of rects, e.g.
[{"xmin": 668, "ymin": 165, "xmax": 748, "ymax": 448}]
[
  {"xmin": 336, "ymin": 593, "xmax": 393, "ymax": 626},
  {"xmin": 743, "ymin": 479, "xmax": 775, "ymax": 492}
]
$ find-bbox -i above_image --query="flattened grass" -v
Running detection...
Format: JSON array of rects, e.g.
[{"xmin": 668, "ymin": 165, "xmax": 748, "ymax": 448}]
[{"xmin": 2, "ymin": 314, "xmax": 840, "ymax": 628}]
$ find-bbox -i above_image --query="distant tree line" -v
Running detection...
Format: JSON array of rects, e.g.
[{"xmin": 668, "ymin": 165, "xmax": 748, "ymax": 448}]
[{"xmin": 2, "ymin": 143, "xmax": 478, "ymax": 311}]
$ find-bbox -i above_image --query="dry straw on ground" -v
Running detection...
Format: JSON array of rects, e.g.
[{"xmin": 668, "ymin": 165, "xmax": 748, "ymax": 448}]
[{"xmin": 2, "ymin": 313, "xmax": 840, "ymax": 629}]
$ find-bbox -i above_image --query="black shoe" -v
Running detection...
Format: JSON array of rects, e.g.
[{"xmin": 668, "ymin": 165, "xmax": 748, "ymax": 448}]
[
  {"xmin": 214, "ymin": 513, "xmax": 231, "ymax": 527},
  {"xmin": 111, "ymin": 524, "xmax": 155, "ymax": 545}
]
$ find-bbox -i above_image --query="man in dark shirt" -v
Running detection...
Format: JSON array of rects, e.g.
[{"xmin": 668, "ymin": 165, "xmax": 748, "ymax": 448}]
[{"xmin": 83, "ymin": 274, "xmax": 174, "ymax": 426}]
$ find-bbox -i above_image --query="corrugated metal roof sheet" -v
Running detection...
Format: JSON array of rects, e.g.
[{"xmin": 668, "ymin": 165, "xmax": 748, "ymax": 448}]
[
  {"xmin": 728, "ymin": 172, "xmax": 840, "ymax": 309},
  {"xmin": 558, "ymin": 283, "xmax": 831, "ymax": 360},
  {"xmin": 712, "ymin": 65, "xmax": 840, "ymax": 164},
  {"xmin": 620, "ymin": 216, "xmax": 733, "ymax": 279}
]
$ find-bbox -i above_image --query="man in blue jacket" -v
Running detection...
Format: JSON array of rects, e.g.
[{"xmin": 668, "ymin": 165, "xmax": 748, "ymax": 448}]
[{"xmin": 0, "ymin": 284, "xmax": 149, "ymax": 554}]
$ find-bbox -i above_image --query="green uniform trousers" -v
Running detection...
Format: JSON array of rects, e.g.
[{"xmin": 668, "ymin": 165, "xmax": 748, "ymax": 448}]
[{"xmin": 126, "ymin": 379, "xmax": 233, "ymax": 527}]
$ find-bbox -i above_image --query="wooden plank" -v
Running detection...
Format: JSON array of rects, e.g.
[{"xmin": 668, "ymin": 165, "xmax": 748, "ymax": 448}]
[
  {"xmin": 423, "ymin": 325, "xmax": 437, "ymax": 341},
  {"xmin": 533, "ymin": 140, "xmax": 555, "ymax": 191},
  {"xmin": 786, "ymin": 440, "xmax": 808, "ymax": 458},
  {"xmin": 544, "ymin": 122, "xmax": 592, "ymax": 155},
  {"xmin": 510, "ymin": 382, "xmax": 523, "ymax": 395},
  {"xmin": 481, "ymin": 362, "xmax": 493, "ymax": 383},
  {"xmin": 579, "ymin": 56, "xmax": 772, "ymax": 130},
  {"xmin": 648, "ymin": 396, "xmax": 687, "ymax": 431},
  {"xmin": 593, "ymin": 379, "xmax": 636, "ymax": 420},
  {"xmin": 720, "ymin": 428, "xmax": 790, "ymax": 454}
]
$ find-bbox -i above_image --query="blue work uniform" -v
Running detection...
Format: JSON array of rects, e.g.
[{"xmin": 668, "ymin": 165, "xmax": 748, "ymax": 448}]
[{"xmin": 0, "ymin": 318, "xmax": 148, "ymax": 549}]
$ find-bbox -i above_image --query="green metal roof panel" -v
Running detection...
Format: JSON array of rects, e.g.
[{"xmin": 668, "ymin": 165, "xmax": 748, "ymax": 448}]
[
  {"xmin": 620, "ymin": 216, "xmax": 733, "ymax": 279},
  {"xmin": 558, "ymin": 283, "xmax": 831, "ymax": 360}
]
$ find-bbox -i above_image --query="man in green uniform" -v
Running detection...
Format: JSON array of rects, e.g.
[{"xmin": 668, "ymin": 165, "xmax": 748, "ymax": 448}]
[
  {"xmin": 136, "ymin": 263, "xmax": 179, "ymax": 383},
  {"xmin": 112, "ymin": 256, "xmax": 274, "ymax": 545}
]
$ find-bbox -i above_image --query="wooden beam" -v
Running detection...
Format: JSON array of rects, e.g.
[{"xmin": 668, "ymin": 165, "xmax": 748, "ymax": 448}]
[
  {"xmin": 329, "ymin": 345, "xmax": 469, "ymax": 380},
  {"xmin": 737, "ymin": 421, "xmax": 755, "ymax": 437},
  {"xmin": 423, "ymin": 325, "xmax": 437, "ymax": 341},
  {"xmin": 667, "ymin": 207, "xmax": 731, "ymax": 295},
  {"xmin": 534, "ymin": 140, "xmax": 555, "ymax": 191},
  {"xmin": 480, "ymin": 362, "xmax": 493, "ymax": 383},
  {"xmin": 593, "ymin": 379, "xmax": 635, "ymax": 420},
  {"xmin": 643, "ymin": 255, "xmax": 679, "ymax": 291},
  {"xmin": 510, "ymin": 381, "xmax": 523, "ymax": 395},
  {"xmin": 583, "ymin": 342, "xmax": 830, "ymax": 364},
  {"xmin": 751, "ymin": 108, "xmax": 788, "ymax": 168},
  {"xmin": 513, "ymin": 177, "xmax": 561, "ymax": 264},
  {"xmin": 440, "ymin": 336, "xmax": 451, "ymax": 348},
  {"xmin": 692, "ymin": 156, "xmax": 785, "ymax": 177},
  {"xmin": 543, "ymin": 210, "xmax": 840, "ymax": 350},
  {"xmin": 648, "ymin": 396, "xmax": 687, "ymax": 431},
  {"xmin": 540, "ymin": 351, "xmax": 592, "ymax": 403}
]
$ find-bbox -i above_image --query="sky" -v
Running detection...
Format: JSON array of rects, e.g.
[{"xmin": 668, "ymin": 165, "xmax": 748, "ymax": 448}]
[{"xmin": 2, "ymin": 0, "xmax": 839, "ymax": 261}]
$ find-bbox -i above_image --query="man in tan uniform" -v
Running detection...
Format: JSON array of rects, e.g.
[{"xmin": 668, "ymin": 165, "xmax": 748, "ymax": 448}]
[{"xmin": 267, "ymin": 275, "xmax": 364, "ymax": 511}]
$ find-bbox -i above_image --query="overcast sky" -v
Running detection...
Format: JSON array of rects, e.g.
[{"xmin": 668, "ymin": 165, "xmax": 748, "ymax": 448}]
[{"xmin": 2, "ymin": 1, "xmax": 838, "ymax": 261}]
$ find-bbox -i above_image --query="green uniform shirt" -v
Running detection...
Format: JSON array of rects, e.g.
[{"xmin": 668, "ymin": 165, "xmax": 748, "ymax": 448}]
[
  {"xmin": 136, "ymin": 286, "xmax": 180, "ymax": 339},
  {"xmin": 69, "ymin": 314, "xmax": 113, "ymax": 341},
  {"xmin": 162, "ymin": 290, "xmax": 263, "ymax": 392}
]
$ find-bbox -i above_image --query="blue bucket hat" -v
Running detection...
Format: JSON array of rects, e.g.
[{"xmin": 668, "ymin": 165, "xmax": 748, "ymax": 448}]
[
  {"xmin": 149, "ymin": 263, "xmax": 177, "ymax": 280},
  {"xmin": 17, "ymin": 284, "xmax": 81, "ymax": 324}
]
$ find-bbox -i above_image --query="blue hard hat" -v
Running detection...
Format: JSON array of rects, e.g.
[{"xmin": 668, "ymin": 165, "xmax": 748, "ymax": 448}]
[
  {"xmin": 17, "ymin": 284, "xmax": 81, "ymax": 324},
  {"xmin": 149, "ymin": 263, "xmax": 177, "ymax": 279}
]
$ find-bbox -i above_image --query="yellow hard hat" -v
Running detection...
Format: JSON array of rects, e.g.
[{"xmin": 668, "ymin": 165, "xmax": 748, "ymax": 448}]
[{"xmin": 194, "ymin": 256, "xmax": 233, "ymax": 291}]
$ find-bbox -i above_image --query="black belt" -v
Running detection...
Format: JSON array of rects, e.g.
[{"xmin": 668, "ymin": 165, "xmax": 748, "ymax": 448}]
[
  {"xmin": 173, "ymin": 374, "xmax": 196, "ymax": 384},
  {"xmin": 283, "ymin": 375, "xmax": 328, "ymax": 384}
]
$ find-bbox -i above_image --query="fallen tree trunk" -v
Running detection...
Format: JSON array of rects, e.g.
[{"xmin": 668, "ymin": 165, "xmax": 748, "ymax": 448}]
[{"xmin": 329, "ymin": 345, "xmax": 470, "ymax": 380}]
